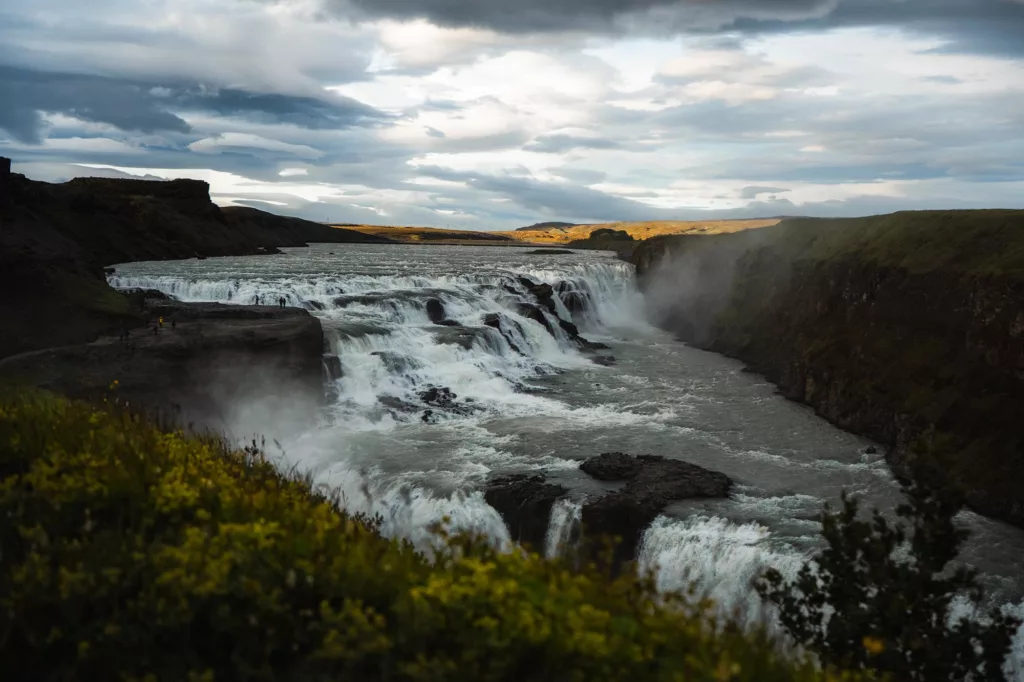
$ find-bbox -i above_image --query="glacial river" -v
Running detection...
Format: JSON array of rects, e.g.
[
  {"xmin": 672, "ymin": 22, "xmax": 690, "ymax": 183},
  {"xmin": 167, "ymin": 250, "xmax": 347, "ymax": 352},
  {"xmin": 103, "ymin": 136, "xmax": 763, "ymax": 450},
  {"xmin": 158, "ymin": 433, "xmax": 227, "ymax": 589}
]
[{"xmin": 110, "ymin": 243, "xmax": 1024, "ymax": 676}]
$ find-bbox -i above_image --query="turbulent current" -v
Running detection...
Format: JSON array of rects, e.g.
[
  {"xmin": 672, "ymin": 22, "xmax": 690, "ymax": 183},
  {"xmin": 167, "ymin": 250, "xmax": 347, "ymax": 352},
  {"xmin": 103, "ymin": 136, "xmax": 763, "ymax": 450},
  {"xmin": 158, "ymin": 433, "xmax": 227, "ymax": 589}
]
[{"xmin": 111, "ymin": 243, "xmax": 1024, "ymax": 676}]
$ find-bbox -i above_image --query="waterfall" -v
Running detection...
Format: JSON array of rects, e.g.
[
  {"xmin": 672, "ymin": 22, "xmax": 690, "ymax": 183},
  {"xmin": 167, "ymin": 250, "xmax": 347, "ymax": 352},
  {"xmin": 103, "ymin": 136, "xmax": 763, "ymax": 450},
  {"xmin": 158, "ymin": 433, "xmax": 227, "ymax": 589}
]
[
  {"xmin": 108, "ymin": 245, "xmax": 1024, "ymax": 678},
  {"xmin": 545, "ymin": 499, "xmax": 583, "ymax": 559},
  {"xmin": 107, "ymin": 248, "xmax": 640, "ymax": 550}
]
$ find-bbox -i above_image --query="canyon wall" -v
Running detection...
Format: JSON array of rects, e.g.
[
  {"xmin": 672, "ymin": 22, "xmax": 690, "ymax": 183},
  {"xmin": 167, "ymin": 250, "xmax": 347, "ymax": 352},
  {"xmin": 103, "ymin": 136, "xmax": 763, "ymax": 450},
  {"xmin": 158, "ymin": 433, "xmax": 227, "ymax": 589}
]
[
  {"xmin": 0, "ymin": 158, "xmax": 390, "ymax": 359},
  {"xmin": 633, "ymin": 211, "xmax": 1024, "ymax": 527}
]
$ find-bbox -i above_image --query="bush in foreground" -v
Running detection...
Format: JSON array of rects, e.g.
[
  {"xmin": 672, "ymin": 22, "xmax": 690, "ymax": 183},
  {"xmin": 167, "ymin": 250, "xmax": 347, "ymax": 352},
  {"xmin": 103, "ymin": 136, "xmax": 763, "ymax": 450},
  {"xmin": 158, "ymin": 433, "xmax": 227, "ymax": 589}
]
[
  {"xmin": 0, "ymin": 392, "xmax": 865, "ymax": 682},
  {"xmin": 758, "ymin": 483, "xmax": 1019, "ymax": 681}
]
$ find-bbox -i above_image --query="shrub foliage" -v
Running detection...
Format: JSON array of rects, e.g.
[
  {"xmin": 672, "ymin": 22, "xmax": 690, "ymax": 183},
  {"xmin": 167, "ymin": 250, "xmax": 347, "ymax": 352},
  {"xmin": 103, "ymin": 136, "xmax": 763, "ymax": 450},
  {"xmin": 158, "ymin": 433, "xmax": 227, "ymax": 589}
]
[
  {"xmin": 757, "ymin": 483, "xmax": 1020, "ymax": 681},
  {"xmin": 0, "ymin": 392, "xmax": 866, "ymax": 682}
]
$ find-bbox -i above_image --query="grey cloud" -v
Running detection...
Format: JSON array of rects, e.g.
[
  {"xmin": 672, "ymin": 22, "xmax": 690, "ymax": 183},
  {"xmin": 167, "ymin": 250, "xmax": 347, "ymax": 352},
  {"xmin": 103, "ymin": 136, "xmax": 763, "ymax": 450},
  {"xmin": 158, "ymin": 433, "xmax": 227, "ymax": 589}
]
[
  {"xmin": 551, "ymin": 168, "xmax": 608, "ymax": 184},
  {"xmin": 312, "ymin": 0, "xmax": 1024, "ymax": 58},
  {"xmin": 414, "ymin": 164, "xmax": 680, "ymax": 222},
  {"xmin": 741, "ymin": 185, "xmax": 789, "ymax": 198},
  {"xmin": 0, "ymin": 66, "xmax": 387, "ymax": 144},
  {"xmin": 323, "ymin": 0, "xmax": 835, "ymax": 34},
  {"xmin": 171, "ymin": 88, "xmax": 386, "ymax": 130},
  {"xmin": 525, "ymin": 134, "xmax": 621, "ymax": 153},
  {"xmin": 0, "ymin": 66, "xmax": 191, "ymax": 144}
]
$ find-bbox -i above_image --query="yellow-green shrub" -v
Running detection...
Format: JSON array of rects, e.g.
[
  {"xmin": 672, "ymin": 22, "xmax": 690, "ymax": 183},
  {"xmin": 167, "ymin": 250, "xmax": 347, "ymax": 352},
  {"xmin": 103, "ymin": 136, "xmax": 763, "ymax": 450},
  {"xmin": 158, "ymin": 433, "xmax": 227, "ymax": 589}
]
[{"xmin": 0, "ymin": 392, "xmax": 868, "ymax": 681}]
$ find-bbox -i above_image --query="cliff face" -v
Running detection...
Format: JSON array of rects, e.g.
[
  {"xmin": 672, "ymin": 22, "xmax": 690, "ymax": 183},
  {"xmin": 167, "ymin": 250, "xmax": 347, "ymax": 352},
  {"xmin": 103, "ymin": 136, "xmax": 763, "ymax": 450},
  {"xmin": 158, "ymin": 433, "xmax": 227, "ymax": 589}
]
[
  {"xmin": 0, "ymin": 300, "xmax": 326, "ymax": 438},
  {"xmin": 633, "ymin": 211, "xmax": 1024, "ymax": 527},
  {"xmin": 0, "ymin": 159, "xmax": 391, "ymax": 359}
]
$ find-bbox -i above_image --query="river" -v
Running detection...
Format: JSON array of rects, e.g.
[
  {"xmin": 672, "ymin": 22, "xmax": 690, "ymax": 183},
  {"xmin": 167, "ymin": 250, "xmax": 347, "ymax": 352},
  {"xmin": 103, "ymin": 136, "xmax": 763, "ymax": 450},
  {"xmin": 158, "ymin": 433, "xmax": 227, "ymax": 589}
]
[{"xmin": 110, "ymin": 242, "xmax": 1024, "ymax": 676}]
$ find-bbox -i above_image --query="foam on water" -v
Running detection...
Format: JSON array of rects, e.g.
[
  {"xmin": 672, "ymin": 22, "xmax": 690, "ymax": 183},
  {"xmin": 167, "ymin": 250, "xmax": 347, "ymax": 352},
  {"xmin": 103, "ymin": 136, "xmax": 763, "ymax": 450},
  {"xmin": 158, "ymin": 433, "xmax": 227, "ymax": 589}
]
[{"xmin": 638, "ymin": 515, "xmax": 808, "ymax": 631}]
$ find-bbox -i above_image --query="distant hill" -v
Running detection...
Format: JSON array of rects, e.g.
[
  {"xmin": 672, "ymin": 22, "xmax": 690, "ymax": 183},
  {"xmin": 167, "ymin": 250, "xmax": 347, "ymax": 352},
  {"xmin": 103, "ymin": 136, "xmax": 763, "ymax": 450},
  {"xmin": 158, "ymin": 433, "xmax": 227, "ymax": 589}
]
[
  {"xmin": 336, "ymin": 224, "xmax": 517, "ymax": 245},
  {"xmin": 514, "ymin": 222, "xmax": 578, "ymax": 232},
  {"xmin": 499, "ymin": 219, "xmax": 782, "ymax": 245}
]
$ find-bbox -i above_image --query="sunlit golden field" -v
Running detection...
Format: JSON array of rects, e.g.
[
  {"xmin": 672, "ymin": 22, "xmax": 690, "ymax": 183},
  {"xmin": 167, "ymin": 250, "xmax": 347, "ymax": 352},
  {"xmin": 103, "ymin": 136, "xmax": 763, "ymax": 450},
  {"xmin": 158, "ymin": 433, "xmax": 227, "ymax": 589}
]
[{"xmin": 334, "ymin": 219, "xmax": 782, "ymax": 245}]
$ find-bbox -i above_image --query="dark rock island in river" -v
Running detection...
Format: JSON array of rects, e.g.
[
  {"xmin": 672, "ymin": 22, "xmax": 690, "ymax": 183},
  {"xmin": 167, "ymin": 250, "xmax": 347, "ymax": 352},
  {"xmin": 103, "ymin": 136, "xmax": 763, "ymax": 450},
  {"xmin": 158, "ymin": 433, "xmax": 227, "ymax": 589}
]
[{"xmin": 485, "ymin": 453, "xmax": 732, "ymax": 570}]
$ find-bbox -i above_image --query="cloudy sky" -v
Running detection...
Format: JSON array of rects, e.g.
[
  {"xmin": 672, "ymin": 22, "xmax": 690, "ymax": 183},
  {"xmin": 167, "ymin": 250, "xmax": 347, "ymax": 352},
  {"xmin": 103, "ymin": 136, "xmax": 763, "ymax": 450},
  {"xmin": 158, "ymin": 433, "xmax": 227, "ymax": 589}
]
[{"xmin": 3, "ymin": 0, "xmax": 1024, "ymax": 229}]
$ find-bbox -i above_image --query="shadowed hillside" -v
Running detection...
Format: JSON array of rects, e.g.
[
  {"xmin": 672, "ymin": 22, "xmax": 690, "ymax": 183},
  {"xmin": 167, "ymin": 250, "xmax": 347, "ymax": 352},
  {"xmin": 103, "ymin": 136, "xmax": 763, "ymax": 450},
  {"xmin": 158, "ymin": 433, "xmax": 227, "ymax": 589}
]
[{"xmin": 0, "ymin": 159, "xmax": 392, "ymax": 359}]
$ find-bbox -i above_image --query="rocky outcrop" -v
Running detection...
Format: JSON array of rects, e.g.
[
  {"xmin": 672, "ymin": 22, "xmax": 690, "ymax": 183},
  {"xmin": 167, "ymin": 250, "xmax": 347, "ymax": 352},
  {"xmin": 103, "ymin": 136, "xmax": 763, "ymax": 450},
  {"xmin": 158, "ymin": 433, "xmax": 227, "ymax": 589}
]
[
  {"xmin": 484, "ymin": 475, "xmax": 568, "ymax": 552},
  {"xmin": 579, "ymin": 453, "xmax": 732, "ymax": 570},
  {"xmin": 0, "ymin": 158, "xmax": 393, "ymax": 360},
  {"xmin": 323, "ymin": 355, "xmax": 343, "ymax": 380},
  {"xmin": 633, "ymin": 210, "xmax": 1024, "ymax": 527},
  {"xmin": 517, "ymin": 276, "xmax": 557, "ymax": 314},
  {"xmin": 579, "ymin": 452, "xmax": 643, "ymax": 480},
  {"xmin": 485, "ymin": 454, "xmax": 731, "ymax": 570},
  {"xmin": 515, "ymin": 275, "xmax": 615, "ymax": 364},
  {"xmin": 0, "ymin": 301, "xmax": 326, "ymax": 436},
  {"xmin": 555, "ymin": 281, "xmax": 591, "ymax": 319},
  {"xmin": 426, "ymin": 298, "xmax": 447, "ymax": 324}
]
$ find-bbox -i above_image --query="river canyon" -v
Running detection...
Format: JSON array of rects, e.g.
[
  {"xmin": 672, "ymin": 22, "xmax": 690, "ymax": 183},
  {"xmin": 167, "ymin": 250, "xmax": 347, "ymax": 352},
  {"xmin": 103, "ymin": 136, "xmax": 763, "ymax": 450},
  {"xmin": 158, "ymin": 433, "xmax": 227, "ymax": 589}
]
[{"xmin": 106, "ymin": 242, "xmax": 1024, "ymax": 677}]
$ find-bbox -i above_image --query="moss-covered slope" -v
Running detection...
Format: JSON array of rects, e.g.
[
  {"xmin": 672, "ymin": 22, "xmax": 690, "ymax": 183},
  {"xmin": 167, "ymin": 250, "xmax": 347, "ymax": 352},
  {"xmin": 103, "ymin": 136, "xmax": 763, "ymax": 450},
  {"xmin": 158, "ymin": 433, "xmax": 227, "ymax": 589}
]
[
  {"xmin": 633, "ymin": 210, "xmax": 1024, "ymax": 527},
  {"xmin": 0, "ymin": 392, "xmax": 864, "ymax": 682}
]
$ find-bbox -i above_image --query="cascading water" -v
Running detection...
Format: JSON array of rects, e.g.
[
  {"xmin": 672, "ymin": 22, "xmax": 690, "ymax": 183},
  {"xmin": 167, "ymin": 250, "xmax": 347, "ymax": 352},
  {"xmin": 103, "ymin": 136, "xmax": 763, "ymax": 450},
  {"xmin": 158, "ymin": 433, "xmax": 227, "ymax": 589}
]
[
  {"xmin": 545, "ymin": 499, "xmax": 583, "ymax": 559},
  {"xmin": 109, "ymin": 242, "xmax": 1024, "ymax": 677}
]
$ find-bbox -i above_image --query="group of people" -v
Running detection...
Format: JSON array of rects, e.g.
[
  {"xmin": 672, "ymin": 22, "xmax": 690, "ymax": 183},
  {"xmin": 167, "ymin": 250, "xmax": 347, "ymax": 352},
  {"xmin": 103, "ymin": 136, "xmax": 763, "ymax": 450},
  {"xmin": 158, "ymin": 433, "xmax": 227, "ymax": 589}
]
[
  {"xmin": 251, "ymin": 294, "xmax": 288, "ymax": 307},
  {"xmin": 117, "ymin": 314, "xmax": 175, "ymax": 354}
]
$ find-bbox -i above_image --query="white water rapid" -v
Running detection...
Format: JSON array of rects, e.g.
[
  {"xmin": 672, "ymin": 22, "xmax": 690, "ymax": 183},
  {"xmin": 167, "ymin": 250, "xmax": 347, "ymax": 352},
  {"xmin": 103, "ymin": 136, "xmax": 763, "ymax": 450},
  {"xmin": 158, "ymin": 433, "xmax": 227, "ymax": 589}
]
[{"xmin": 109, "ymin": 243, "xmax": 1024, "ymax": 678}]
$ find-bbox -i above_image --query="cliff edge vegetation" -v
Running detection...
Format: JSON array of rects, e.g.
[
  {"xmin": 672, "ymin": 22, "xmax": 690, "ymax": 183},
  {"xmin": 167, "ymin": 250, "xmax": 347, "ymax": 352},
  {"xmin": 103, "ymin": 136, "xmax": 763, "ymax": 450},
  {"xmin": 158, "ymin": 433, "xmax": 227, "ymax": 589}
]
[
  {"xmin": 0, "ymin": 391, "xmax": 865, "ymax": 682},
  {"xmin": 633, "ymin": 210, "xmax": 1024, "ymax": 527}
]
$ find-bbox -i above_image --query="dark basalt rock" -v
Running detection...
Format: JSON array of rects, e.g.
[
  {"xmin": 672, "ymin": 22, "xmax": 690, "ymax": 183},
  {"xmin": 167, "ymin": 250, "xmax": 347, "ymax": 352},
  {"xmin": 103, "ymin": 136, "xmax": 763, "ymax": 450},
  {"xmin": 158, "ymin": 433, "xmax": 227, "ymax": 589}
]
[
  {"xmin": 432, "ymin": 326, "xmax": 484, "ymax": 350},
  {"xmin": 417, "ymin": 386, "xmax": 482, "ymax": 420},
  {"xmin": 484, "ymin": 474, "xmax": 569, "ymax": 552},
  {"xmin": 554, "ymin": 281, "xmax": 591, "ymax": 319},
  {"xmin": 435, "ymin": 319, "xmax": 460, "ymax": 327},
  {"xmin": 560, "ymin": 291, "xmax": 590, "ymax": 317},
  {"xmin": 0, "ymin": 302, "xmax": 326, "ymax": 435},
  {"xmin": 420, "ymin": 386, "xmax": 458, "ymax": 407},
  {"xmin": 379, "ymin": 395, "xmax": 419, "ymax": 413},
  {"xmin": 517, "ymin": 276, "xmax": 557, "ymax": 314},
  {"xmin": 426, "ymin": 298, "xmax": 446, "ymax": 324},
  {"xmin": 333, "ymin": 294, "xmax": 386, "ymax": 308},
  {"xmin": 581, "ymin": 340, "xmax": 611, "ymax": 351},
  {"xmin": 865, "ymin": 445, "xmax": 879, "ymax": 455},
  {"xmin": 483, "ymin": 313, "xmax": 523, "ymax": 355},
  {"xmin": 558, "ymin": 318, "xmax": 580, "ymax": 338},
  {"xmin": 323, "ymin": 355, "xmax": 343, "ymax": 380},
  {"xmin": 371, "ymin": 351, "xmax": 422, "ymax": 374},
  {"xmin": 516, "ymin": 303, "xmax": 557, "ymax": 338},
  {"xmin": 589, "ymin": 355, "xmax": 616, "ymax": 366},
  {"xmin": 579, "ymin": 453, "xmax": 732, "ymax": 571},
  {"xmin": 579, "ymin": 452, "xmax": 642, "ymax": 481}
]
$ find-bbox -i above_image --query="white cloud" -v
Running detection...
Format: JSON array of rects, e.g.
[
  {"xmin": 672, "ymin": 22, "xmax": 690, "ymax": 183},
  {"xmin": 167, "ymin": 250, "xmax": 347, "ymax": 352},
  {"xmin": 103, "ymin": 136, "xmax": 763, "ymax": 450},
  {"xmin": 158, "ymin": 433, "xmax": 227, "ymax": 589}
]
[
  {"xmin": 189, "ymin": 133, "xmax": 324, "ymax": 158},
  {"xmin": 5, "ymin": 3, "xmax": 1024, "ymax": 229}
]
